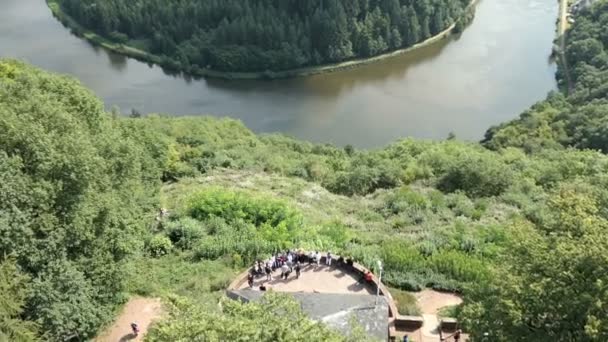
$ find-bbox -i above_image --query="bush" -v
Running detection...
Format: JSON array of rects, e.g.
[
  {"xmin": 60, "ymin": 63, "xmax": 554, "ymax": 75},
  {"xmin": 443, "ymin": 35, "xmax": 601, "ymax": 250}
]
[
  {"xmin": 438, "ymin": 153, "xmax": 513, "ymax": 197},
  {"xmin": 188, "ymin": 188, "xmax": 302, "ymax": 233},
  {"xmin": 165, "ymin": 218, "xmax": 206, "ymax": 250},
  {"xmin": 383, "ymin": 271, "xmax": 424, "ymax": 292},
  {"xmin": 148, "ymin": 235, "xmax": 173, "ymax": 257}
]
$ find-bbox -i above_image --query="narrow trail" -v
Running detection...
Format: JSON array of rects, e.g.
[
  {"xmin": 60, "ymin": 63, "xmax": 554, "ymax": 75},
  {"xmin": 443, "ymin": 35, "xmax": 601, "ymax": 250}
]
[
  {"xmin": 415, "ymin": 290, "xmax": 464, "ymax": 342},
  {"xmin": 558, "ymin": 0, "xmax": 574, "ymax": 94},
  {"xmin": 95, "ymin": 297, "xmax": 163, "ymax": 342}
]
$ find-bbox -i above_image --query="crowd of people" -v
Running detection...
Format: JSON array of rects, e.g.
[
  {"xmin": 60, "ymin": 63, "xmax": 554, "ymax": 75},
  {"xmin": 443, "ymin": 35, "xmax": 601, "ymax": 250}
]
[{"xmin": 246, "ymin": 250, "xmax": 356, "ymax": 289}]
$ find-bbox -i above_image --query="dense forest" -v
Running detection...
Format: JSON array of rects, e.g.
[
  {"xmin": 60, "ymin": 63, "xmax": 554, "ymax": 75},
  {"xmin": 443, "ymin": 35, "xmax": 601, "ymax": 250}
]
[
  {"xmin": 52, "ymin": 0, "xmax": 472, "ymax": 73},
  {"xmin": 3, "ymin": 1, "xmax": 608, "ymax": 341}
]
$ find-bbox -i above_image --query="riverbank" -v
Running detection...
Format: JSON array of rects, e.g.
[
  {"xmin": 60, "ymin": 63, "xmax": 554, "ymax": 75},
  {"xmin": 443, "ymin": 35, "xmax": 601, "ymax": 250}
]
[
  {"xmin": 556, "ymin": 0, "xmax": 574, "ymax": 93},
  {"xmin": 47, "ymin": 0, "xmax": 477, "ymax": 80}
]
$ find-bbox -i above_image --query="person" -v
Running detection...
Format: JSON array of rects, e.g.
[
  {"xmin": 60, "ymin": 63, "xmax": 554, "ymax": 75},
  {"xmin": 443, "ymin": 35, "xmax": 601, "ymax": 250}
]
[
  {"xmin": 326, "ymin": 251, "xmax": 332, "ymax": 266},
  {"xmin": 308, "ymin": 251, "xmax": 314, "ymax": 265},
  {"xmin": 314, "ymin": 251, "xmax": 320, "ymax": 266},
  {"xmin": 360, "ymin": 270, "xmax": 373, "ymax": 284},
  {"xmin": 247, "ymin": 272, "xmax": 254, "ymax": 288},
  {"xmin": 441, "ymin": 329, "xmax": 462, "ymax": 342},
  {"xmin": 281, "ymin": 263, "xmax": 290, "ymax": 280},
  {"xmin": 295, "ymin": 262, "xmax": 301, "ymax": 279},
  {"xmin": 265, "ymin": 264, "xmax": 272, "ymax": 281},
  {"xmin": 131, "ymin": 322, "xmax": 139, "ymax": 336},
  {"xmin": 403, "ymin": 335, "xmax": 409, "ymax": 342}
]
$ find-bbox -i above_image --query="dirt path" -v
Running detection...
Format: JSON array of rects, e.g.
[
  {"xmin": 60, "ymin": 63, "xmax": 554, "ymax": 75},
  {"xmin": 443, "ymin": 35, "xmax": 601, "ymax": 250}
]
[
  {"xmin": 414, "ymin": 290, "xmax": 464, "ymax": 342},
  {"xmin": 95, "ymin": 297, "xmax": 163, "ymax": 342}
]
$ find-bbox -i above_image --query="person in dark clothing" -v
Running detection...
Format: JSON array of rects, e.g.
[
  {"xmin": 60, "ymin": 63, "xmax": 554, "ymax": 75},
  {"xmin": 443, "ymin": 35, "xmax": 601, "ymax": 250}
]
[
  {"xmin": 337, "ymin": 256, "xmax": 344, "ymax": 266},
  {"xmin": 295, "ymin": 262, "xmax": 301, "ymax": 279},
  {"xmin": 265, "ymin": 264, "xmax": 272, "ymax": 281},
  {"xmin": 247, "ymin": 273, "xmax": 254, "ymax": 288}
]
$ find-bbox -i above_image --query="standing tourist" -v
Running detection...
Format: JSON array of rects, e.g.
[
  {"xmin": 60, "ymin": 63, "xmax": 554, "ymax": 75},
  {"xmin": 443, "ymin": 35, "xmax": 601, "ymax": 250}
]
[
  {"xmin": 247, "ymin": 272, "xmax": 254, "ymax": 288},
  {"xmin": 281, "ymin": 263, "xmax": 290, "ymax": 280},
  {"xmin": 265, "ymin": 263, "xmax": 272, "ymax": 281}
]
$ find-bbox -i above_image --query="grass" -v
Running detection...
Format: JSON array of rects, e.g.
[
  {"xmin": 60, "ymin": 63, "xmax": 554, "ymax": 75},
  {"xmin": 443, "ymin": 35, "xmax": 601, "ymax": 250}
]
[
  {"xmin": 438, "ymin": 304, "xmax": 462, "ymax": 319},
  {"xmin": 125, "ymin": 252, "xmax": 237, "ymax": 306},
  {"xmin": 389, "ymin": 287, "xmax": 421, "ymax": 316}
]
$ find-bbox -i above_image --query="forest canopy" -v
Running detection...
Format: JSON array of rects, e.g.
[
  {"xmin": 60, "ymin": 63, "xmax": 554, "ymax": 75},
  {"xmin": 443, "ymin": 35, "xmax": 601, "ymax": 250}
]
[{"xmin": 53, "ymin": 0, "xmax": 473, "ymax": 73}]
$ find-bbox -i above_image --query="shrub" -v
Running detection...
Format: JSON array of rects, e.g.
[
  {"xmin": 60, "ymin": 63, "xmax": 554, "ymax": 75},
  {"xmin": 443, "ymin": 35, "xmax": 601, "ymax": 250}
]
[
  {"xmin": 438, "ymin": 153, "xmax": 513, "ymax": 197},
  {"xmin": 428, "ymin": 250, "xmax": 487, "ymax": 283},
  {"xmin": 385, "ymin": 187, "xmax": 428, "ymax": 215},
  {"xmin": 383, "ymin": 271, "xmax": 424, "ymax": 292},
  {"xmin": 148, "ymin": 235, "xmax": 173, "ymax": 257},
  {"xmin": 188, "ymin": 188, "xmax": 302, "ymax": 232},
  {"xmin": 165, "ymin": 217, "xmax": 207, "ymax": 250}
]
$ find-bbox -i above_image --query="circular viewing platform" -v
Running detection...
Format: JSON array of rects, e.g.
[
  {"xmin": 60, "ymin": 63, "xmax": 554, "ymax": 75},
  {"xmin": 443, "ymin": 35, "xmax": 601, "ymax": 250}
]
[
  {"xmin": 238, "ymin": 261, "xmax": 375, "ymax": 295},
  {"xmin": 226, "ymin": 255, "xmax": 396, "ymax": 341},
  {"xmin": 226, "ymin": 255, "xmax": 466, "ymax": 341}
]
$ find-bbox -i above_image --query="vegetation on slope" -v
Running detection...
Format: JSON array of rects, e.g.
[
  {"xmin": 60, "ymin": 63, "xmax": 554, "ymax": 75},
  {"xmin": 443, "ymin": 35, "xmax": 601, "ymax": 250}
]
[
  {"xmin": 52, "ymin": 0, "xmax": 473, "ymax": 74},
  {"xmin": 3, "ymin": 2, "xmax": 608, "ymax": 338},
  {"xmin": 0, "ymin": 60, "xmax": 163, "ymax": 341}
]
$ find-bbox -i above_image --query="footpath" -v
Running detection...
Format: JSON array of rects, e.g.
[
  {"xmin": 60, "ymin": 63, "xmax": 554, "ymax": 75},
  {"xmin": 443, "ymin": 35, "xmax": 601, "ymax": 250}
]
[{"xmin": 94, "ymin": 297, "xmax": 163, "ymax": 342}]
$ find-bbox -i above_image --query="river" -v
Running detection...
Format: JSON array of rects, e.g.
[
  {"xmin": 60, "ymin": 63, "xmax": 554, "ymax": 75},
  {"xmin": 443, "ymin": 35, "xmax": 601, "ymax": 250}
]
[{"xmin": 1, "ymin": 0, "xmax": 558, "ymax": 147}]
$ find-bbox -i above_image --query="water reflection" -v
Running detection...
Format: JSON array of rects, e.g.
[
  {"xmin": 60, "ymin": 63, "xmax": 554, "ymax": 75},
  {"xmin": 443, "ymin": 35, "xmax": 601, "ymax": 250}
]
[{"xmin": 0, "ymin": 0, "xmax": 558, "ymax": 147}]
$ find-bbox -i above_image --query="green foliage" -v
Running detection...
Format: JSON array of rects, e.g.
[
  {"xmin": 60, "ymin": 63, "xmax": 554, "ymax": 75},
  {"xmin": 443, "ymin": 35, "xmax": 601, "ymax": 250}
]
[
  {"xmin": 390, "ymin": 287, "xmax": 421, "ymax": 316},
  {"xmin": 0, "ymin": 259, "xmax": 38, "ymax": 342},
  {"xmin": 438, "ymin": 152, "xmax": 514, "ymax": 197},
  {"xmin": 7, "ymin": 54, "xmax": 608, "ymax": 341},
  {"xmin": 147, "ymin": 235, "xmax": 174, "ymax": 257},
  {"xmin": 55, "ymin": 0, "xmax": 473, "ymax": 73},
  {"xmin": 462, "ymin": 211, "xmax": 608, "ymax": 341},
  {"xmin": 438, "ymin": 304, "xmax": 461, "ymax": 319},
  {"xmin": 188, "ymin": 188, "xmax": 302, "ymax": 232},
  {"xmin": 146, "ymin": 293, "xmax": 350, "ymax": 341},
  {"xmin": 165, "ymin": 217, "xmax": 207, "ymax": 250},
  {"xmin": 125, "ymin": 254, "xmax": 235, "ymax": 304},
  {"xmin": 27, "ymin": 259, "xmax": 112, "ymax": 342},
  {"xmin": 0, "ymin": 59, "xmax": 161, "ymax": 339}
]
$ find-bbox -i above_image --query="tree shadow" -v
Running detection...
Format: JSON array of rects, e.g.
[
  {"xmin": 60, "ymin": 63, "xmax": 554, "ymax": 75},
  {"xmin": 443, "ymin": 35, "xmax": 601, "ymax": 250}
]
[{"xmin": 119, "ymin": 333, "xmax": 137, "ymax": 342}]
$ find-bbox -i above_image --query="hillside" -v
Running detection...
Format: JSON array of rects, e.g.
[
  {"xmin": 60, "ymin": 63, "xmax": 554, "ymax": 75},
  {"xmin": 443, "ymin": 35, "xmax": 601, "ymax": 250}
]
[
  {"xmin": 2, "ymin": 53, "xmax": 608, "ymax": 340},
  {"xmin": 49, "ymin": 0, "xmax": 474, "ymax": 75}
]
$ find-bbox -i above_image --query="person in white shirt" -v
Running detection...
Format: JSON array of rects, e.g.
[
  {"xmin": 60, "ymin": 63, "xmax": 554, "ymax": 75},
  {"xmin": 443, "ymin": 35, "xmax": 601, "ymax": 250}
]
[{"xmin": 281, "ymin": 264, "xmax": 290, "ymax": 280}]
